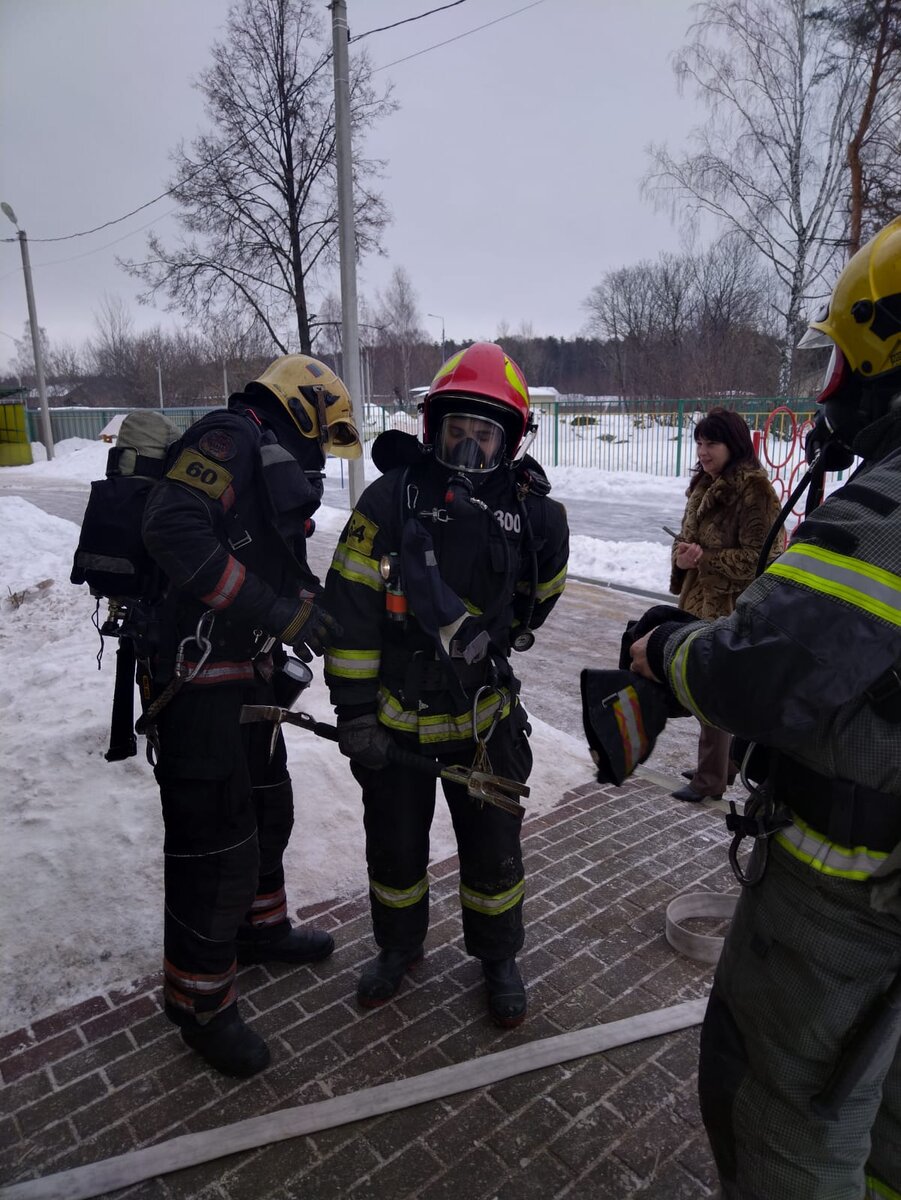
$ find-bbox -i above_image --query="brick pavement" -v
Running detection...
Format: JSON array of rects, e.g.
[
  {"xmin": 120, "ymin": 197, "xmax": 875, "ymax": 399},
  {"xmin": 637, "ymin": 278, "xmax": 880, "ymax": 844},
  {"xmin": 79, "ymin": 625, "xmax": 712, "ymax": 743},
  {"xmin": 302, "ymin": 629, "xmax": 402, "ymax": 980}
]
[{"xmin": 0, "ymin": 774, "xmax": 737, "ymax": 1200}]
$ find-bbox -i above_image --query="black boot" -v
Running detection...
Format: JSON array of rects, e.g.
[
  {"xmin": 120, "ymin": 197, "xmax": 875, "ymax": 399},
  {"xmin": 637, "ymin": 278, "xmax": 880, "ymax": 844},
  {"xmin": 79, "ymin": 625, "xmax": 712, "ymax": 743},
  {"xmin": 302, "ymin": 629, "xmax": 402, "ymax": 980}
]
[
  {"xmin": 482, "ymin": 957, "xmax": 527, "ymax": 1028},
  {"xmin": 356, "ymin": 947, "xmax": 423, "ymax": 1008},
  {"xmin": 235, "ymin": 923, "xmax": 335, "ymax": 966},
  {"xmin": 180, "ymin": 1005, "xmax": 270, "ymax": 1077}
]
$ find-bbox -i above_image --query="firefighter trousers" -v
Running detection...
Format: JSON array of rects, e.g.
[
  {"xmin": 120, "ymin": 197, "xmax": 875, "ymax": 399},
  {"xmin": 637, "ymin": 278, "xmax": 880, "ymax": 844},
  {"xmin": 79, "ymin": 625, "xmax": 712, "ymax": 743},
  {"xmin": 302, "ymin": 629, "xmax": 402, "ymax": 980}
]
[
  {"xmin": 698, "ymin": 841, "xmax": 901, "ymax": 1199},
  {"xmin": 152, "ymin": 681, "xmax": 295, "ymax": 1026},
  {"xmin": 352, "ymin": 711, "xmax": 532, "ymax": 962}
]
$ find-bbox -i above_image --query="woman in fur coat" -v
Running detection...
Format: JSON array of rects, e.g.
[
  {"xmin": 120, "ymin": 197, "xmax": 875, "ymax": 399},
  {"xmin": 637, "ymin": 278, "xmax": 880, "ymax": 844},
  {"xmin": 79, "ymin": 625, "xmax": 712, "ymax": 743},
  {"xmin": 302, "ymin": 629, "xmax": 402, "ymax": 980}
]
[{"xmin": 669, "ymin": 407, "xmax": 783, "ymax": 802}]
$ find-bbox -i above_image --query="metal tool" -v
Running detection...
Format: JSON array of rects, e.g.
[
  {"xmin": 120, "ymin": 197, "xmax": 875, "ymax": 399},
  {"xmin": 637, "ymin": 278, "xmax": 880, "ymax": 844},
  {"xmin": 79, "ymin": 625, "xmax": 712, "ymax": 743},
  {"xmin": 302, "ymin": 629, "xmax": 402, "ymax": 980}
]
[{"xmin": 239, "ymin": 705, "xmax": 529, "ymax": 817}]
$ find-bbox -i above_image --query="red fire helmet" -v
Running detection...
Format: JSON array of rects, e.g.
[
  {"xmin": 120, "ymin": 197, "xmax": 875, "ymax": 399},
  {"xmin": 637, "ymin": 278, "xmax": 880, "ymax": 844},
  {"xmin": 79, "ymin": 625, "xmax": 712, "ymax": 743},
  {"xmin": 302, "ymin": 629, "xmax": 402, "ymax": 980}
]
[{"xmin": 422, "ymin": 342, "xmax": 533, "ymax": 460}]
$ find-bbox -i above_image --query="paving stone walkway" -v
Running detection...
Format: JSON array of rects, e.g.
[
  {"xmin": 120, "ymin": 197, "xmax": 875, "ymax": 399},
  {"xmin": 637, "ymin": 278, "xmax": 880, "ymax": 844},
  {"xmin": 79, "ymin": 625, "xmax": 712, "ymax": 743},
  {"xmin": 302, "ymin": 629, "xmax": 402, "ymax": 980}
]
[{"xmin": 0, "ymin": 774, "xmax": 736, "ymax": 1200}]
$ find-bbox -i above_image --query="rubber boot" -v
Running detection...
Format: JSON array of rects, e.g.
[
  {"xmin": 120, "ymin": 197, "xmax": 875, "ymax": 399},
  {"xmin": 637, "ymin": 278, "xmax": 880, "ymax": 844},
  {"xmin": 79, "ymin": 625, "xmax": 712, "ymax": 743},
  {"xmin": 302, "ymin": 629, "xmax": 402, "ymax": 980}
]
[
  {"xmin": 235, "ymin": 922, "xmax": 335, "ymax": 966},
  {"xmin": 180, "ymin": 1005, "xmax": 270, "ymax": 1077},
  {"xmin": 356, "ymin": 947, "xmax": 423, "ymax": 1008},
  {"xmin": 482, "ymin": 957, "xmax": 527, "ymax": 1028}
]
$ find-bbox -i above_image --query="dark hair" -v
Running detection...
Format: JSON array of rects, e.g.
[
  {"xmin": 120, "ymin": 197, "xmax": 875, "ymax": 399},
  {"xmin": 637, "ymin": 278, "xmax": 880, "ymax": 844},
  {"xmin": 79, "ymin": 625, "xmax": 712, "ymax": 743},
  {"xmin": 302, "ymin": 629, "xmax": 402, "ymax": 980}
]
[{"xmin": 687, "ymin": 406, "xmax": 761, "ymax": 494}]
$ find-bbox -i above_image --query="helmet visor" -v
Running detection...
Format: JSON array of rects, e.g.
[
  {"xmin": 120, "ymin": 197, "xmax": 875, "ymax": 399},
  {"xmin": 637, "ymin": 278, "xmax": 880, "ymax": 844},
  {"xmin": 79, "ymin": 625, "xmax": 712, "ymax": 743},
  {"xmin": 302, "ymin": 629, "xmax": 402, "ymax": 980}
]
[
  {"xmin": 816, "ymin": 346, "xmax": 853, "ymax": 406},
  {"xmin": 434, "ymin": 412, "xmax": 506, "ymax": 473}
]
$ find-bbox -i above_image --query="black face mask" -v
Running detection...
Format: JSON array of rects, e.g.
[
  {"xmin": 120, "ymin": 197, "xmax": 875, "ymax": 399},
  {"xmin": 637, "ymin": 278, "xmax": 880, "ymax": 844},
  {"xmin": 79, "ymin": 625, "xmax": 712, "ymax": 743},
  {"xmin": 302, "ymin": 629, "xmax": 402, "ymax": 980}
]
[{"xmin": 447, "ymin": 437, "xmax": 490, "ymax": 472}]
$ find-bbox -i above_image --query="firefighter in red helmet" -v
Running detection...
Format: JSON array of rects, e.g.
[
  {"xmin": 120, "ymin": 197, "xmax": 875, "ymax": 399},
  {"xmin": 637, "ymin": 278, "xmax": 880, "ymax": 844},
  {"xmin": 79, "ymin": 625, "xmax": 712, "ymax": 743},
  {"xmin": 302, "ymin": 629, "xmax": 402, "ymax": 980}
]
[{"xmin": 324, "ymin": 343, "xmax": 569, "ymax": 1026}]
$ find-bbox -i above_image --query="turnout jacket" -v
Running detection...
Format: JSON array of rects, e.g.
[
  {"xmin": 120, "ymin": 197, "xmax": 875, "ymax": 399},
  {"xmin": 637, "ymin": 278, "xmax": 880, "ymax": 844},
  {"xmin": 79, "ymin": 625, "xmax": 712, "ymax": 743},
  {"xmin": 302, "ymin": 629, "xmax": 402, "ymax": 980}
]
[
  {"xmin": 647, "ymin": 439, "xmax": 901, "ymax": 878},
  {"xmin": 324, "ymin": 455, "xmax": 569, "ymax": 753},
  {"xmin": 142, "ymin": 396, "xmax": 322, "ymax": 685}
]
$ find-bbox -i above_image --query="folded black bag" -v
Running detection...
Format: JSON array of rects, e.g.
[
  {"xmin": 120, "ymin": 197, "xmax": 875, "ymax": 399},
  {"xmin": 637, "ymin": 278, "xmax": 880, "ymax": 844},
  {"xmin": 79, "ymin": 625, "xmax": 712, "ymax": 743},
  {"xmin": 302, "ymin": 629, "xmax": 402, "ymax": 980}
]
[{"xmin": 580, "ymin": 668, "xmax": 671, "ymax": 786}]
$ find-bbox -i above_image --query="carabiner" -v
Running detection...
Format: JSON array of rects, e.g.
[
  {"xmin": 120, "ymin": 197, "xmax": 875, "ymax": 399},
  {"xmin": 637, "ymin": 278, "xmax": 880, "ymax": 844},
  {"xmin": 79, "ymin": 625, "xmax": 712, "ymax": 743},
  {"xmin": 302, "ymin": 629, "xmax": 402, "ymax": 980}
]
[
  {"xmin": 174, "ymin": 610, "xmax": 216, "ymax": 683},
  {"xmin": 472, "ymin": 684, "xmax": 504, "ymax": 747}
]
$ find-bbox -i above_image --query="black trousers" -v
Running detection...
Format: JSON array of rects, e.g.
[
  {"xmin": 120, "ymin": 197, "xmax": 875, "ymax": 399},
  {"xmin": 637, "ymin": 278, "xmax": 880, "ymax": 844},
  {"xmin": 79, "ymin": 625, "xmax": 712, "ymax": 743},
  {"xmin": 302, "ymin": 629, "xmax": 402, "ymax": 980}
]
[
  {"xmin": 353, "ymin": 711, "xmax": 532, "ymax": 961},
  {"xmin": 153, "ymin": 680, "xmax": 294, "ymax": 1025}
]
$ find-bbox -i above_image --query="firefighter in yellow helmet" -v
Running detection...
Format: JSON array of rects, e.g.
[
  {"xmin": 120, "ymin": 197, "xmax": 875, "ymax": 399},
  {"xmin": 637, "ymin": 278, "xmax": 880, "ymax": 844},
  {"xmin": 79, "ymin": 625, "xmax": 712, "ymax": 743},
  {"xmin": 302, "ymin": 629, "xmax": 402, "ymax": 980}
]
[
  {"xmin": 140, "ymin": 354, "xmax": 359, "ymax": 1078},
  {"xmin": 627, "ymin": 217, "xmax": 901, "ymax": 1197}
]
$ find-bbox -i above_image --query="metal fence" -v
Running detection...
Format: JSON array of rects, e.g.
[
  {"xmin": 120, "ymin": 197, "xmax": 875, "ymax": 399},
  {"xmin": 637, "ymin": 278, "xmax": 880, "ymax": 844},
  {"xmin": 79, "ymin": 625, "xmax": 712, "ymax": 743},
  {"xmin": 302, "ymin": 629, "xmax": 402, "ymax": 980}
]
[{"xmin": 27, "ymin": 397, "xmax": 816, "ymax": 479}]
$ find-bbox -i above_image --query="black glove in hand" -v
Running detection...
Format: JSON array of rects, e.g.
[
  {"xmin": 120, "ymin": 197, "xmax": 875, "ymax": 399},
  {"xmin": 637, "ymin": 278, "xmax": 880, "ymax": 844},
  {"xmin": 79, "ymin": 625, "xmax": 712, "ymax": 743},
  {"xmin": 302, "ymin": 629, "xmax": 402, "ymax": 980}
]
[
  {"xmin": 337, "ymin": 713, "xmax": 393, "ymax": 770},
  {"xmin": 280, "ymin": 590, "xmax": 341, "ymax": 663}
]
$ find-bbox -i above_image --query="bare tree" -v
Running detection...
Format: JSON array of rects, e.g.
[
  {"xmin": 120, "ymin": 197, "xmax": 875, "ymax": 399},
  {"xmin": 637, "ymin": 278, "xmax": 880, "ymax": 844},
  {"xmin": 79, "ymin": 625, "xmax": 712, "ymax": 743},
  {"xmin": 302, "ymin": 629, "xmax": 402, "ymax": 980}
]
[
  {"xmin": 644, "ymin": 0, "xmax": 858, "ymax": 392},
  {"xmin": 13, "ymin": 321, "xmax": 51, "ymax": 388},
  {"xmin": 123, "ymin": 0, "xmax": 395, "ymax": 355},
  {"xmin": 88, "ymin": 294, "xmax": 137, "ymax": 380},
  {"xmin": 375, "ymin": 266, "xmax": 425, "ymax": 401}
]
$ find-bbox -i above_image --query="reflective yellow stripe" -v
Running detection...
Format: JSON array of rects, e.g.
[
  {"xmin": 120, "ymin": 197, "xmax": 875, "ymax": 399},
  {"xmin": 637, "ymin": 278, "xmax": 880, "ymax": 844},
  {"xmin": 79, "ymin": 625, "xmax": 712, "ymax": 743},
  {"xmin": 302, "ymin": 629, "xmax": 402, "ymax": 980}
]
[
  {"xmin": 331, "ymin": 543, "xmax": 384, "ymax": 592},
  {"xmin": 376, "ymin": 686, "xmax": 514, "ymax": 744},
  {"xmin": 668, "ymin": 628, "xmax": 706, "ymax": 720},
  {"xmin": 378, "ymin": 687, "xmax": 420, "ymax": 733},
  {"xmin": 369, "ymin": 874, "xmax": 429, "ymax": 909},
  {"xmin": 536, "ymin": 564, "xmax": 567, "ymax": 603},
  {"xmin": 460, "ymin": 877, "xmax": 524, "ymax": 916},
  {"xmin": 866, "ymin": 1173, "xmax": 901, "ymax": 1199},
  {"xmin": 325, "ymin": 648, "xmax": 380, "ymax": 679},
  {"xmin": 768, "ymin": 544, "xmax": 901, "ymax": 626},
  {"xmin": 775, "ymin": 814, "xmax": 889, "ymax": 881}
]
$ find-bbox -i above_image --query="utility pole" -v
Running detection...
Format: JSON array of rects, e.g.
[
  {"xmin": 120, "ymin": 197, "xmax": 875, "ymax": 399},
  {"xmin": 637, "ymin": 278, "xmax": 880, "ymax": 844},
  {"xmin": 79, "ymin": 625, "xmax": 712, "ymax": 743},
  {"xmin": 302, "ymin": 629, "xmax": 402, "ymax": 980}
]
[
  {"xmin": 428, "ymin": 312, "xmax": 446, "ymax": 364},
  {"xmin": 157, "ymin": 361, "xmax": 164, "ymax": 410},
  {"xmin": 1, "ymin": 202, "xmax": 54, "ymax": 459},
  {"xmin": 330, "ymin": 0, "xmax": 365, "ymax": 506}
]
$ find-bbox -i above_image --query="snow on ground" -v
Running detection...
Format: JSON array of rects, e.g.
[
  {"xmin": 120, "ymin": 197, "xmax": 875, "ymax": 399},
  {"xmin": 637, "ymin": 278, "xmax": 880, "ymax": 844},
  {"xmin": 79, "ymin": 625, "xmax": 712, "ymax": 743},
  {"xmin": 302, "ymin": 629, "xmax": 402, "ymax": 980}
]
[
  {"xmin": 0, "ymin": 439, "xmax": 605, "ymax": 1033},
  {"xmin": 0, "ymin": 429, "xmax": 815, "ymax": 1033}
]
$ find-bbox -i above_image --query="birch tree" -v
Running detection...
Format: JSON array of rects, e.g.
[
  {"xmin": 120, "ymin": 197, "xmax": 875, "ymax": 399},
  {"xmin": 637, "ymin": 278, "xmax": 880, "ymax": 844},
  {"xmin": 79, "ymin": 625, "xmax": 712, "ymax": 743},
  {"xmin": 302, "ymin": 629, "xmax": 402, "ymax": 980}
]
[{"xmin": 644, "ymin": 0, "xmax": 858, "ymax": 391}]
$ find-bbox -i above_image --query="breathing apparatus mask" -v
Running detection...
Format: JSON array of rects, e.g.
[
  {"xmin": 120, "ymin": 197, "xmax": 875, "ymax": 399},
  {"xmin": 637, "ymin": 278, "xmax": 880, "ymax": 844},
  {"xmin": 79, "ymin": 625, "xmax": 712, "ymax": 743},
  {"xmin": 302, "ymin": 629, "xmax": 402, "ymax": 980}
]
[
  {"xmin": 434, "ymin": 412, "xmax": 507, "ymax": 475},
  {"xmin": 803, "ymin": 347, "xmax": 865, "ymax": 472}
]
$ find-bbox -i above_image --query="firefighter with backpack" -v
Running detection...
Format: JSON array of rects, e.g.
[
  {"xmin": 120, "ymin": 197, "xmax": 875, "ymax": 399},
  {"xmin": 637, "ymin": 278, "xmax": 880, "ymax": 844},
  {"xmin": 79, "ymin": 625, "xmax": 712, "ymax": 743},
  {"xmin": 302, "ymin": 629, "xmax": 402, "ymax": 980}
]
[
  {"xmin": 323, "ymin": 343, "xmax": 569, "ymax": 1026},
  {"xmin": 136, "ymin": 355, "xmax": 359, "ymax": 1077}
]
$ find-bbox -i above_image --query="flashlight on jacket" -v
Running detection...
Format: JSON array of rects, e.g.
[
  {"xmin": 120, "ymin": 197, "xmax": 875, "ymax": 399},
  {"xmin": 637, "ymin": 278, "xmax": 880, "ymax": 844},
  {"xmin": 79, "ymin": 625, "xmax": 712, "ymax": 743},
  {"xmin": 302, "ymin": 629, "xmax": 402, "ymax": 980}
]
[{"xmin": 379, "ymin": 552, "xmax": 407, "ymax": 622}]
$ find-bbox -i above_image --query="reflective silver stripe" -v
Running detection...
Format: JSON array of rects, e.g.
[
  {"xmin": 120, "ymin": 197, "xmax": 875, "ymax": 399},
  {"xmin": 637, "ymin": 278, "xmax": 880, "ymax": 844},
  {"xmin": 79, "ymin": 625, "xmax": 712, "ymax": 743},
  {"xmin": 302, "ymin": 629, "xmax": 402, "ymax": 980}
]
[
  {"xmin": 164, "ymin": 962, "xmax": 236, "ymax": 994},
  {"xmin": 326, "ymin": 648, "xmax": 381, "ymax": 679},
  {"xmin": 331, "ymin": 543, "xmax": 384, "ymax": 592},
  {"xmin": 377, "ymin": 688, "xmax": 514, "ymax": 743},
  {"xmin": 378, "ymin": 688, "xmax": 419, "ymax": 732},
  {"xmin": 667, "ymin": 628, "xmax": 706, "ymax": 720},
  {"xmin": 459, "ymin": 878, "xmax": 525, "ymax": 915},
  {"xmin": 775, "ymin": 815, "xmax": 889, "ymax": 881},
  {"xmin": 369, "ymin": 874, "xmax": 429, "ymax": 909},
  {"xmin": 768, "ymin": 544, "xmax": 901, "ymax": 626}
]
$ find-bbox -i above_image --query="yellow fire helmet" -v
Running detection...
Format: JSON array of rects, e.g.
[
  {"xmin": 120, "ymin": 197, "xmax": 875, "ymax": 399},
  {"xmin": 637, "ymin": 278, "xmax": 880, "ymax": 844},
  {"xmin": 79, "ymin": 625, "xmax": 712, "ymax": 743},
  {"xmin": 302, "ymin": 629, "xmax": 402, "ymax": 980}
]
[
  {"xmin": 254, "ymin": 354, "xmax": 362, "ymax": 459},
  {"xmin": 799, "ymin": 216, "xmax": 901, "ymax": 379}
]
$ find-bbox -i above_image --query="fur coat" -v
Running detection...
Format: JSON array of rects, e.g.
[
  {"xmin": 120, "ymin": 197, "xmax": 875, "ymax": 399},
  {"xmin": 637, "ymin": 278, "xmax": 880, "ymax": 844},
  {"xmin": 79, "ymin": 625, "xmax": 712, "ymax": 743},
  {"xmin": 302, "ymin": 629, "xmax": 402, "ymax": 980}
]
[{"xmin": 669, "ymin": 462, "xmax": 784, "ymax": 620}]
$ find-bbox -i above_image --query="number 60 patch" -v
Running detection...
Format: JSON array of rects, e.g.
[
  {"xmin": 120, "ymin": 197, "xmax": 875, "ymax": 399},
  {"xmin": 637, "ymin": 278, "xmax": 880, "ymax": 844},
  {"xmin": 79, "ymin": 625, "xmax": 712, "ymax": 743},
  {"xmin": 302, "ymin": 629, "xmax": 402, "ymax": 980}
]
[{"xmin": 166, "ymin": 449, "xmax": 233, "ymax": 499}]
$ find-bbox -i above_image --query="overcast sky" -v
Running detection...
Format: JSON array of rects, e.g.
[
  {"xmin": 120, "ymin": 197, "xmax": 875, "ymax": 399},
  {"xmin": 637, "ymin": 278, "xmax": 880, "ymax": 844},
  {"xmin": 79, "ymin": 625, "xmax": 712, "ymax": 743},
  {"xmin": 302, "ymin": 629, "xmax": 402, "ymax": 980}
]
[{"xmin": 0, "ymin": 0, "xmax": 702, "ymax": 373}]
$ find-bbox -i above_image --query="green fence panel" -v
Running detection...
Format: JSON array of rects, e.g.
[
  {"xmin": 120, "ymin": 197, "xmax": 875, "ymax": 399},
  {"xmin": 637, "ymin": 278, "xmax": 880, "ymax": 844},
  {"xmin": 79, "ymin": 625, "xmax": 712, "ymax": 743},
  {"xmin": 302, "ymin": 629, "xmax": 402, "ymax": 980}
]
[{"xmin": 21, "ymin": 398, "xmax": 816, "ymax": 478}]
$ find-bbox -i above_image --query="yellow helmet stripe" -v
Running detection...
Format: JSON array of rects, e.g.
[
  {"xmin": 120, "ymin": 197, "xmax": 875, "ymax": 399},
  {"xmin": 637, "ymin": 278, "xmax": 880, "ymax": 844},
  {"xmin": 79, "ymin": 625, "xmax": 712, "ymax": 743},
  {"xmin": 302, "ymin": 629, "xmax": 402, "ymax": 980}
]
[{"xmin": 504, "ymin": 357, "xmax": 529, "ymax": 405}]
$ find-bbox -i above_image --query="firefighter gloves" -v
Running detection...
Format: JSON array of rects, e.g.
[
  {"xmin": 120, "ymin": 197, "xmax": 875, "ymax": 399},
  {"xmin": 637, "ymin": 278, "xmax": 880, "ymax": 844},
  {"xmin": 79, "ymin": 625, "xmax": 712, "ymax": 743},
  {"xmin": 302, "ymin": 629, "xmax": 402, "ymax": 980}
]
[
  {"xmin": 280, "ymin": 589, "xmax": 341, "ymax": 662},
  {"xmin": 336, "ymin": 713, "xmax": 394, "ymax": 771}
]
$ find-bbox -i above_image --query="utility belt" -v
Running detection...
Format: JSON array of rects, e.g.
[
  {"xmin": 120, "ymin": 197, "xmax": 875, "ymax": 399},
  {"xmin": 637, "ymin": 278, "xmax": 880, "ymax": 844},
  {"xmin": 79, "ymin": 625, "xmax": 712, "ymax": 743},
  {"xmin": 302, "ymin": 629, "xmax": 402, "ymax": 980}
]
[{"xmin": 773, "ymin": 755, "xmax": 901, "ymax": 854}]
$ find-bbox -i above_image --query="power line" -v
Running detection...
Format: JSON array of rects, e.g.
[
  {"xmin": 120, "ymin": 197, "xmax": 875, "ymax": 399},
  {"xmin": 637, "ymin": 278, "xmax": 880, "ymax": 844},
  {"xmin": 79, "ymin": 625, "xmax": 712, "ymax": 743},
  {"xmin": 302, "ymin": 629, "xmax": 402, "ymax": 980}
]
[
  {"xmin": 350, "ymin": 0, "xmax": 471, "ymax": 41},
  {"xmin": 371, "ymin": 0, "xmax": 551, "ymax": 72},
  {"xmin": 3, "ymin": 0, "xmax": 551, "ymax": 249}
]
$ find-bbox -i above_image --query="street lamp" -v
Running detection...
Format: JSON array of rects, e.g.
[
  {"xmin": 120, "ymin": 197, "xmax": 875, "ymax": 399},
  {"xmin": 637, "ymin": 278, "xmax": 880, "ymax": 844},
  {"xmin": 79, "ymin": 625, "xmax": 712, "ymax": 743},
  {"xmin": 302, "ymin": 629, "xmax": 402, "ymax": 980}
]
[
  {"xmin": 427, "ymin": 313, "xmax": 446, "ymax": 364},
  {"xmin": 1, "ymin": 202, "xmax": 54, "ymax": 459}
]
